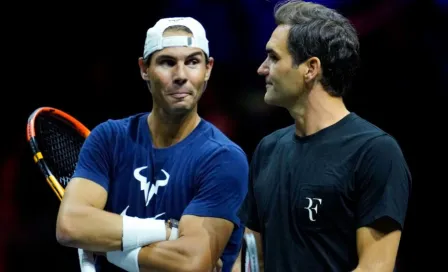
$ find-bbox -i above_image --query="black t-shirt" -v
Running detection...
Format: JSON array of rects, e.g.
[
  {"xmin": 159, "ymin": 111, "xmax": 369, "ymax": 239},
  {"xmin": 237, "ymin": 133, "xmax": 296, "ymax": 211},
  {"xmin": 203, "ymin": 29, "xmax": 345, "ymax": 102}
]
[{"xmin": 239, "ymin": 113, "xmax": 411, "ymax": 272}]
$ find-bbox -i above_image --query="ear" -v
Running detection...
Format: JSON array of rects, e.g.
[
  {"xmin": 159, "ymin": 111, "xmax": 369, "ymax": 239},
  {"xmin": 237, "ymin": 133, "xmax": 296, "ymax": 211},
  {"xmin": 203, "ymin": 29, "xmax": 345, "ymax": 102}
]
[
  {"xmin": 138, "ymin": 57, "xmax": 150, "ymax": 81},
  {"xmin": 304, "ymin": 56, "xmax": 321, "ymax": 83},
  {"xmin": 204, "ymin": 56, "xmax": 214, "ymax": 81}
]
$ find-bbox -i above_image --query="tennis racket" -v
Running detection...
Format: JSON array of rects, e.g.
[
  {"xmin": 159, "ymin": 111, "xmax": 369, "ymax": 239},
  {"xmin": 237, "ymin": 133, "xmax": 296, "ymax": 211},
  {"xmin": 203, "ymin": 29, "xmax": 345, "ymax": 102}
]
[
  {"xmin": 241, "ymin": 232, "xmax": 259, "ymax": 272},
  {"xmin": 26, "ymin": 106, "xmax": 96, "ymax": 272}
]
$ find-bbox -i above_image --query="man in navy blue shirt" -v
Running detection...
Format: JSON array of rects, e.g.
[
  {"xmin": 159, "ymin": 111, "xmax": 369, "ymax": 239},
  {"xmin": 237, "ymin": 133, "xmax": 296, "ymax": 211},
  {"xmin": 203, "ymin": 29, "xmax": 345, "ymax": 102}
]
[{"xmin": 55, "ymin": 17, "xmax": 248, "ymax": 272}]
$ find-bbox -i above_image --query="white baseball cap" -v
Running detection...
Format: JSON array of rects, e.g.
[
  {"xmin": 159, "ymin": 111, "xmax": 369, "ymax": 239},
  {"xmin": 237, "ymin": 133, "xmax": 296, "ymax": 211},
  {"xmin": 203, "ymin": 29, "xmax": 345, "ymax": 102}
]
[{"xmin": 143, "ymin": 17, "xmax": 209, "ymax": 60}]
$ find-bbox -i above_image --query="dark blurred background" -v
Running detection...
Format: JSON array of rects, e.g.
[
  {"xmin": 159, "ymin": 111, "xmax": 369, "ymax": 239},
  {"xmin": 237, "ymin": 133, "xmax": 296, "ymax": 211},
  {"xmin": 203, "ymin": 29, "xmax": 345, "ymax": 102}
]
[{"xmin": 1, "ymin": 0, "xmax": 447, "ymax": 271}]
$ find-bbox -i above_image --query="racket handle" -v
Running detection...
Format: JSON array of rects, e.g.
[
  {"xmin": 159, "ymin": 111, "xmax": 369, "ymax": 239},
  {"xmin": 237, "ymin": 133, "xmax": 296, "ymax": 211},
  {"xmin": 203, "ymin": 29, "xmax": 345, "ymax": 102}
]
[{"xmin": 78, "ymin": 248, "xmax": 97, "ymax": 272}]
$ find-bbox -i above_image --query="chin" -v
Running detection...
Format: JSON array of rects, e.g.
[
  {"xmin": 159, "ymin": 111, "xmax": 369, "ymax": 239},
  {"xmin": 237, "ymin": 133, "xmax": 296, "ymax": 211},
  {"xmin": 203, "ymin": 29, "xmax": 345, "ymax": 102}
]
[
  {"xmin": 264, "ymin": 93, "xmax": 282, "ymax": 107},
  {"xmin": 168, "ymin": 104, "xmax": 195, "ymax": 115}
]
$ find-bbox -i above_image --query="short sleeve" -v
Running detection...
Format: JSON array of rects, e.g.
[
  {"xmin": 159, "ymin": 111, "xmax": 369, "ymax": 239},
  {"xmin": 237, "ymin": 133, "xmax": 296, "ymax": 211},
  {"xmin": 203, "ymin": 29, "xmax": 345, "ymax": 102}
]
[
  {"xmin": 238, "ymin": 142, "xmax": 263, "ymax": 232},
  {"xmin": 72, "ymin": 121, "xmax": 113, "ymax": 191},
  {"xmin": 182, "ymin": 146, "xmax": 249, "ymax": 228},
  {"xmin": 355, "ymin": 135, "xmax": 412, "ymax": 230}
]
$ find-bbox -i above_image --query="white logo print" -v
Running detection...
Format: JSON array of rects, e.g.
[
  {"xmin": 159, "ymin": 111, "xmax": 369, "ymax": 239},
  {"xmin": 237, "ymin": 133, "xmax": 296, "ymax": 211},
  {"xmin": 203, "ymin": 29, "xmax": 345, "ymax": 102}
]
[
  {"xmin": 133, "ymin": 166, "xmax": 170, "ymax": 206},
  {"xmin": 304, "ymin": 197, "xmax": 322, "ymax": 221},
  {"xmin": 120, "ymin": 205, "xmax": 165, "ymax": 219}
]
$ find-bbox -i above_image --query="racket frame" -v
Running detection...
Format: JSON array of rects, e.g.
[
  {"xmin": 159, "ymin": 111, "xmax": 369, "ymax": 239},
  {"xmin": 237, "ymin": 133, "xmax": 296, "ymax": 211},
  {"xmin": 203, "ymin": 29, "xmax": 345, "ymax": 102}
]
[
  {"xmin": 241, "ymin": 232, "xmax": 260, "ymax": 272},
  {"xmin": 26, "ymin": 106, "xmax": 90, "ymax": 200}
]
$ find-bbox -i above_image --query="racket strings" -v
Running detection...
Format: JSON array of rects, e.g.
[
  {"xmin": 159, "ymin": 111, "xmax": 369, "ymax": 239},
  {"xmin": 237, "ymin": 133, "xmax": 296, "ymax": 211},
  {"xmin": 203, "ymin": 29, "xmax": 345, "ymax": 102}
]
[{"xmin": 35, "ymin": 115, "xmax": 85, "ymax": 187}]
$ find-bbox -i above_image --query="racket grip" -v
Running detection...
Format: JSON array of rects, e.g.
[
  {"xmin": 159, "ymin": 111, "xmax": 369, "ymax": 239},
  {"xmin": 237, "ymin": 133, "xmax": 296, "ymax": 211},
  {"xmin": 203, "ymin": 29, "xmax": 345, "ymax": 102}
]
[{"xmin": 78, "ymin": 248, "xmax": 96, "ymax": 272}]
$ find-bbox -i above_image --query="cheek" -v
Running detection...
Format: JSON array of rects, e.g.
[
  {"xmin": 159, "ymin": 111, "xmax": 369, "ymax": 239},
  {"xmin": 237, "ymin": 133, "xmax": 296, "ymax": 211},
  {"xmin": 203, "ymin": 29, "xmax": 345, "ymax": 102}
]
[
  {"xmin": 150, "ymin": 70, "xmax": 171, "ymax": 90},
  {"xmin": 187, "ymin": 70, "xmax": 207, "ymax": 89}
]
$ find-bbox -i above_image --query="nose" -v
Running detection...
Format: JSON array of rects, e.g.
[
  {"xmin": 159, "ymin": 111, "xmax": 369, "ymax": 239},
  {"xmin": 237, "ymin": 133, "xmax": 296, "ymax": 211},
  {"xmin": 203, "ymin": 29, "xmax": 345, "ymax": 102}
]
[
  {"xmin": 257, "ymin": 58, "xmax": 269, "ymax": 76},
  {"xmin": 173, "ymin": 64, "xmax": 188, "ymax": 86}
]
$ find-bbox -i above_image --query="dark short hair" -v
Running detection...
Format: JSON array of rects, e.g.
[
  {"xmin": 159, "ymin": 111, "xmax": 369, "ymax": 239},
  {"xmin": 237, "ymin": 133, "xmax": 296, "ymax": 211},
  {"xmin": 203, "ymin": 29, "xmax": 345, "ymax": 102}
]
[{"xmin": 274, "ymin": 0, "xmax": 360, "ymax": 97}]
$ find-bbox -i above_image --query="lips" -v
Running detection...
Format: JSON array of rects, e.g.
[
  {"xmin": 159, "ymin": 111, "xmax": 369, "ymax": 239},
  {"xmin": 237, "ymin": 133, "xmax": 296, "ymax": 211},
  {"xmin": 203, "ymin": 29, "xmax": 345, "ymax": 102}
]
[
  {"xmin": 166, "ymin": 89, "xmax": 192, "ymax": 99},
  {"xmin": 169, "ymin": 93, "xmax": 189, "ymax": 99}
]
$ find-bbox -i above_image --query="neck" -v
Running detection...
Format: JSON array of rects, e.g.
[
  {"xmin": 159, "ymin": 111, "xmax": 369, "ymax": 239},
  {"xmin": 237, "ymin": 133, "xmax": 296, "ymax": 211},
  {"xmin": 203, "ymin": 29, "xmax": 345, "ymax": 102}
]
[
  {"xmin": 289, "ymin": 85, "xmax": 350, "ymax": 137},
  {"xmin": 148, "ymin": 106, "xmax": 200, "ymax": 148}
]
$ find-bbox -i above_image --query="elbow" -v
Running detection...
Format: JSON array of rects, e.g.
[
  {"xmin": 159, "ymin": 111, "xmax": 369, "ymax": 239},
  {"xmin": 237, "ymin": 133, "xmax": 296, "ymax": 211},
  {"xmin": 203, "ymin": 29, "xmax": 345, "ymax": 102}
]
[{"xmin": 55, "ymin": 211, "xmax": 80, "ymax": 247}]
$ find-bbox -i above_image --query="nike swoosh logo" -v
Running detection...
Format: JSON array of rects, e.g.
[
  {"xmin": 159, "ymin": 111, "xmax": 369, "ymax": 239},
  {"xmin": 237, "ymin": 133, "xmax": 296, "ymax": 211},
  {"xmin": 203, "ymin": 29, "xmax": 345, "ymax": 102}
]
[
  {"xmin": 120, "ymin": 205, "xmax": 165, "ymax": 219},
  {"xmin": 152, "ymin": 212, "xmax": 166, "ymax": 219},
  {"xmin": 121, "ymin": 205, "xmax": 130, "ymax": 216}
]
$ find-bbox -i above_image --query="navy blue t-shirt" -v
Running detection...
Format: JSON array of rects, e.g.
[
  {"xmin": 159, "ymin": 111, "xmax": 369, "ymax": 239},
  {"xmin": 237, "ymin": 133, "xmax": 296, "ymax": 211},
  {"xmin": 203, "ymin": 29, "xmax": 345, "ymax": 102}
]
[{"xmin": 72, "ymin": 112, "xmax": 249, "ymax": 272}]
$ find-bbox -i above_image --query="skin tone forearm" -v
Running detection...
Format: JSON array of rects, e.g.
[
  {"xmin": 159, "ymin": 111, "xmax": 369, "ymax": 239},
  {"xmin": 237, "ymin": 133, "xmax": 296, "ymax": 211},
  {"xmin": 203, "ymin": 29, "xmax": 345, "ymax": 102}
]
[
  {"xmin": 57, "ymin": 178, "xmax": 171, "ymax": 252},
  {"xmin": 138, "ymin": 238, "xmax": 201, "ymax": 272},
  {"xmin": 56, "ymin": 205, "xmax": 125, "ymax": 252},
  {"xmin": 57, "ymin": 205, "xmax": 172, "ymax": 252}
]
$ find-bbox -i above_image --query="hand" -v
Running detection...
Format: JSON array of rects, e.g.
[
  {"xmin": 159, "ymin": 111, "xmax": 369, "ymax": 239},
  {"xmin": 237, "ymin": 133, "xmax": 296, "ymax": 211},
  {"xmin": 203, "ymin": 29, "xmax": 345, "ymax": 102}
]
[{"xmin": 213, "ymin": 258, "xmax": 223, "ymax": 272}]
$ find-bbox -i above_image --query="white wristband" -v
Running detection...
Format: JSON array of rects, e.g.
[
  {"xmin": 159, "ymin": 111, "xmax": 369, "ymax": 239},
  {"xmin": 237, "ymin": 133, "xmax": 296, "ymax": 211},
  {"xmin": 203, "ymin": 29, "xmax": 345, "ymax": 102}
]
[
  {"xmin": 107, "ymin": 247, "xmax": 141, "ymax": 272},
  {"xmin": 122, "ymin": 216, "xmax": 167, "ymax": 251}
]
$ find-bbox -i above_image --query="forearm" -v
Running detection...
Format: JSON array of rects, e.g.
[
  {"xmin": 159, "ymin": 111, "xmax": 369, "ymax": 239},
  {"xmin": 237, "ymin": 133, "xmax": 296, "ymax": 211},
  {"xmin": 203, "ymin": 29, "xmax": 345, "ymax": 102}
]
[
  {"xmin": 138, "ymin": 237, "xmax": 211, "ymax": 272},
  {"xmin": 56, "ymin": 205, "xmax": 123, "ymax": 252},
  {"xmin": 352, "ymin": 260, "xmax": 395, "ymax": 272}
]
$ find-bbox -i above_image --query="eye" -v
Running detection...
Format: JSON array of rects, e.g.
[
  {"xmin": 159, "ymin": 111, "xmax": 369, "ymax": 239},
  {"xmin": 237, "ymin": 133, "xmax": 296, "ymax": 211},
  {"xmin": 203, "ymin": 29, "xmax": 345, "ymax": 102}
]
[
  {"xmin": 268, "ymin": 53, "xmax": 279, "ymax": 62},
  {"xmin": 159, "ymin": 59, "xmax": 176, "ymax": 67},
  {"xmin": 186, "ymin": 58, "xmax": 200, "ymax": 66}
]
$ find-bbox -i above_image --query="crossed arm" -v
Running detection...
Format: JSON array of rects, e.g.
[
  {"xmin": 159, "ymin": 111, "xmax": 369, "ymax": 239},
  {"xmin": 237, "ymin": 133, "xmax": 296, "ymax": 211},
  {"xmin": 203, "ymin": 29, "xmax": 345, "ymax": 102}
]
[
  {"xmin": 138, "ymin": 215, "xmax": 232, "ymax": 272},
  {"xmin": 56, "ymin": 177, "xmax": 233, "ymax": 272}
]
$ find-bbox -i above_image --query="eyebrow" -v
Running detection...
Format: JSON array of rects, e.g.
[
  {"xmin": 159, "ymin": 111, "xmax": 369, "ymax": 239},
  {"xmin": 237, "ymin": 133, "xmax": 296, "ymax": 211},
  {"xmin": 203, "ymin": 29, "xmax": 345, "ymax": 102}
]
[
  {"xmin": 155, "ymin": 51, "xmax": 203, "ymax": 62},
  {"xmin": 266, "ymin": 48, "xmax": 278, "ymax": 56}
]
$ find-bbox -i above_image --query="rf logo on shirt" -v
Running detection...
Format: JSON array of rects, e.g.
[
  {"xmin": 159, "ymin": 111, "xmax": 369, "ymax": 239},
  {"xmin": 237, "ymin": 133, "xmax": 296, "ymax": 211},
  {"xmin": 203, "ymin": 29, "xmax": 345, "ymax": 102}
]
[{"xmin": 304, "ymin": 197, "xmax": 322, "ymax": 221}]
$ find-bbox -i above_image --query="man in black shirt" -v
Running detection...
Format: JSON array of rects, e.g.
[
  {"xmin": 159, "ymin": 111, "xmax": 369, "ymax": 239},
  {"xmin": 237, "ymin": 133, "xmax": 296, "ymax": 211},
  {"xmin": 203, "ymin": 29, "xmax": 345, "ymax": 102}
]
[{"xmin": 236, "ymin": 1, "xmax": 412, "ymax": 271}]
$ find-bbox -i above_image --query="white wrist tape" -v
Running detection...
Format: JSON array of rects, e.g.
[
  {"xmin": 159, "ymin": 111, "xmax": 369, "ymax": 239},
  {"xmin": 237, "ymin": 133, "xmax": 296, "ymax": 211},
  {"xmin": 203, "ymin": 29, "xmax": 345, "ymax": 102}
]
[
  {"xmin": 122, "ymin": 216, "xmax": 167, "ymax": 251},
  {"xmin": 107, "ymin": 247, "xmax": 141, "ymax": 272}
]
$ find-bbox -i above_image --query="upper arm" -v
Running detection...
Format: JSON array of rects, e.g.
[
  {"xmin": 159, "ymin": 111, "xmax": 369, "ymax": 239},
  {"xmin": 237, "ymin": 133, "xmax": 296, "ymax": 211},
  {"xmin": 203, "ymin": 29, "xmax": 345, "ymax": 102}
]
[
  {"xmin": 356, "ymin": 218, "xmax": 402, "ymax": 271},
  {"xmin": 356, "ymin": 135, "xmax": 411, "ymax": 230},
  {"xmin": 178, "ymin": 215, "xmax": 234, "ymax": 268},
  {"xmin": 355, "ymin": 135, "xmax": 411, "ymax": 269},
  {"xmin": 58, "ymin": 122, "xmax": 113, "ymax": 212},
  {"xmin": 59, "ymin": 177, "xmax": 108, "ymax": 212},
  {"xmin": 182, "ymin": 145, "xmax": 249, "ymax": 227},
  {"xmin": 180, "ymin": 146, "xmax": 249, "ymax": 267}
]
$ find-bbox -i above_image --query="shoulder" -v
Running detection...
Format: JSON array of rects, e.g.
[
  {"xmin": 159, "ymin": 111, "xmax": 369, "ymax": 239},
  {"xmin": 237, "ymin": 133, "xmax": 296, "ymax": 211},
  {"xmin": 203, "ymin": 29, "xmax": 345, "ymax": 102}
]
[
  {"xmin": 353, "ymin": 132, "xmax": 410, "ymax": 185},
  {"xmin": 194, "ymin": 120, "xmax": 249, "ymax": 170},
  {"xmin": 343, "ymin": 113, "xmax": 392, "ymax": 138},
  {"xmin": 360, "ymin": 134, "xmax": 406, "ymax": 161},
  {"xmin": 348, "ymin": 114, "xmax": 405, "ymax": 157},
  {"xmin": 197, "ymin": 119, "xmax": 248, "ymax": 159},
  {"xmin": 254, "ymin": 124, "xmax": 295, "ymax": 156},
  {"xmin": 89, "ymin": 112, "xmax": 148, "ymax": 140}
]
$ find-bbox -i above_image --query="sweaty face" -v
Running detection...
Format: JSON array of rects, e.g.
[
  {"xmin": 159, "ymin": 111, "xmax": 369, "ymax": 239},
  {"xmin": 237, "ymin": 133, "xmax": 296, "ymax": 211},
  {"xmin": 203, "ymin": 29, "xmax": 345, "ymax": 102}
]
[
  {"xmin": 257, "ymin": 25, "xmax": 304, "ymax": 108},
  {"xmin": 144, "ymin": 31, "xmax": 212, "ymax": 115}
]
